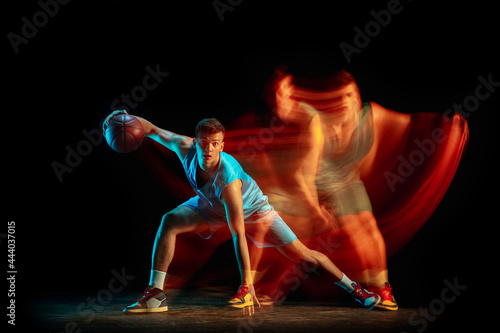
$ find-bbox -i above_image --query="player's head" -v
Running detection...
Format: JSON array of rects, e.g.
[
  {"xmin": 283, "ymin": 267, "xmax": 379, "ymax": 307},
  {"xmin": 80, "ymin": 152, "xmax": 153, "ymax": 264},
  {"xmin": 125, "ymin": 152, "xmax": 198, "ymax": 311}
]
[
  {"xmin": 292, "ymin": 70, "xmax": 362, "ymax": 123},
  {"xmin": 194, "ymin": 118, "xmax": 225, "ymax": 171},
  {"xmin": 195, "ymin": 118, "xmax": 225, "ymax": 139}
]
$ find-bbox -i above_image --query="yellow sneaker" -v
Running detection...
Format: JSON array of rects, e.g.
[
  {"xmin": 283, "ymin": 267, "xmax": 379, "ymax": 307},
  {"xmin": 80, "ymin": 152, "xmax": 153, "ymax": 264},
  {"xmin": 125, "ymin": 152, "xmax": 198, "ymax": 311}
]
[
  {"xmin": 228, "ymin": 282, "xmax": 253, "ymax": 308},
  {"xmin": 375, "ymin": 283, "xmax": 399, "ymax": 311}
]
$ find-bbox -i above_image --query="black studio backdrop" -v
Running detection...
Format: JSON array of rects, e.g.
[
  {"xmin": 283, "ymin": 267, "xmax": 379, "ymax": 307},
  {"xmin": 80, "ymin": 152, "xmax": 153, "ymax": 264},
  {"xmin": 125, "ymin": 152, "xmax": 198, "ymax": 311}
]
[{"xmin": 5, "ymin": 0, "xmax": 497, "ymax": 329}]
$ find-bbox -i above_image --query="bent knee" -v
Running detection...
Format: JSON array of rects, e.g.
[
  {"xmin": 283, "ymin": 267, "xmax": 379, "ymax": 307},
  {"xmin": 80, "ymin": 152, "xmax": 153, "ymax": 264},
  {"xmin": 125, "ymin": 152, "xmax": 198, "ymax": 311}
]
[
  {"xmin": 159, "ymin": 212, "xmax": 183, "ymax": 234},
  {"xmin": 363, "ymin": 215, "xmax": 379, "ymax": 232},
  {"xmin": 288, "ymin": 242, "xmax": 322, "ymax": 266},
  {"xmin": 159, "ymin": 208, "xmax": 209, "ymax": 236},
  {"xmin": 342, "ymin": 212, "xmax": 379, "ymax": 233},
  {"xmin": 358, "ymin": 213, "xmax": 383, "ymax": 237}
]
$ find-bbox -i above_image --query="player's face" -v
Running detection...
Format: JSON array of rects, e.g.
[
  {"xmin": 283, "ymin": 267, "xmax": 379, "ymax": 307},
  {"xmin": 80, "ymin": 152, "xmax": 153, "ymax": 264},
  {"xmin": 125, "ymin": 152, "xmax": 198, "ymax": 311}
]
[
  {"xmin": 195, "ymin": 131, "xmax": 225, "ymax": 171},
  {"xmin": 309, "ymin": 83, "xmax": 359, "ymax": 123}
]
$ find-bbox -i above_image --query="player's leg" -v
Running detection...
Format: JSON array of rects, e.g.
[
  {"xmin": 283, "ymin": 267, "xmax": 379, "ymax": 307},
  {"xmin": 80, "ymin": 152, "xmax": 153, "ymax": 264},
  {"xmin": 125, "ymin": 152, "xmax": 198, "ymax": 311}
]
[
  {"xmin": 124, "ymin": 205, "xmax": 210, "ymax": 314},
  {"xmin": 151, "ymin": 205, "xmax": 210, "ymax": 275},
  {"xmin": 336, "ymin": 212, "xmax": 386, "ymax": 285},
  {"xmin": 328, "ymin": 182, "xmax": 398, "ymax": 310},
  {"xmin": 336, "ymin": 211, "xmax": 397, "ymax": 310},
  {"xmin": 277, "ymin": 238, "xmax": 343, "ymax": 280},
  {"xmin": 277, "ymin": 238, "xmax": 380, "ymax": 309},
  {"xmin": 356, "ymin": 211, "xmax": 388, "ymax": 285},
  {"xmin": 357, "ymin": 211, "xmax": 397, "ymax": 310}
]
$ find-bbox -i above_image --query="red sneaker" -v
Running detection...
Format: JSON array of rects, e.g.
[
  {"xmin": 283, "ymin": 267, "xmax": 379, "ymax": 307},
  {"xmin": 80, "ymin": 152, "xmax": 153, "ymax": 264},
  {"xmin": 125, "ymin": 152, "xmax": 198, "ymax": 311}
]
[
  {"xmin": 228, "ymin": 282, "xmax": 253, "ymax": 308},
  {"xmin": 351, "ymin": 283, "xmax": 381, "ymax": 310},
  {"xmin": 376, "ymin": 282, "xmax": 399, "ymax": 311},
  {"xmin": 123, "ymin": 285, "xmax": 169, "ymax": 313}
]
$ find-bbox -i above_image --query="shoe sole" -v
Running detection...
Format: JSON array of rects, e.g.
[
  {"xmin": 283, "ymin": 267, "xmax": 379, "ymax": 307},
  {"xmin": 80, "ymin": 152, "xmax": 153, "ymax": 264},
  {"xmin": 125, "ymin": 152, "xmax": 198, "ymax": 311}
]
[
  {"xmin": 124, "ymin": 306, "xmax": 169, "ymax": 314},
  {"xmin": 365, "ymin": 295, "xmax": 381, "ymax": 310},
  {"xmin": 228, "ymin": 301, "xmax": 253, "ymax": 309},
  {"xmin": 375, "ymin": 302, "xmax": 399, "ymax": 311}
]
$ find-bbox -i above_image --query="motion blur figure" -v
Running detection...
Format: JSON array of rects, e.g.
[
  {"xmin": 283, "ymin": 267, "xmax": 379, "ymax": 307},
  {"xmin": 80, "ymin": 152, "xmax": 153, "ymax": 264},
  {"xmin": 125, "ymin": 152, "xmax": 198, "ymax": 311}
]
[
  {"xmin": 272, "ymin": 71, "xmax": 397, "ymax": 310},
  {"xmin": 264, "ymin": 69, "xmax": 468, "ymax": 310}
]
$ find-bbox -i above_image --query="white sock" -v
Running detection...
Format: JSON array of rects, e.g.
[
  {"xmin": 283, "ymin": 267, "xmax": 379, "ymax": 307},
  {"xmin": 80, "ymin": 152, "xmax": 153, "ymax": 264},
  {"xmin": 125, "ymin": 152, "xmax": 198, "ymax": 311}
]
[
  {"xmin": 334, "ymin": 273, "xmax": 356, "ymax": 293},
  {"xmin": 149, "ymin": 270, "xmax": 166, "ymax": 290}
]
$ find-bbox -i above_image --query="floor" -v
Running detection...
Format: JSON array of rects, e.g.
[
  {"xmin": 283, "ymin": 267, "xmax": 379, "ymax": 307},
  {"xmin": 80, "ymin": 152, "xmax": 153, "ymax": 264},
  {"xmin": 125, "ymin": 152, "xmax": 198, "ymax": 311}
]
[{"xmin": 24, "ymin": 288, "xmax": 468, "ymax": 333}]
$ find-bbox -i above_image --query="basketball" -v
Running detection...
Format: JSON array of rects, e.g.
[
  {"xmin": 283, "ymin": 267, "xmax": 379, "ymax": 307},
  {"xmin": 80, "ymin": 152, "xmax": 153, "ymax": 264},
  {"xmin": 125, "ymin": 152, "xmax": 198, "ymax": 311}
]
[{"xmin": 105, "ymin": 113, "xmax": 145, "ymax": 153}]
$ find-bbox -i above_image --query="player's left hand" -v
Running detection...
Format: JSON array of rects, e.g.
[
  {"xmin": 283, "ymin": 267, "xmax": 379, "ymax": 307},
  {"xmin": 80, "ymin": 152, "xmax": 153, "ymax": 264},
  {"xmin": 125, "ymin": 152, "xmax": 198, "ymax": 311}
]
[{"xmin": 242, "ymin": 284, "xmax": 261, "ymax": 316}]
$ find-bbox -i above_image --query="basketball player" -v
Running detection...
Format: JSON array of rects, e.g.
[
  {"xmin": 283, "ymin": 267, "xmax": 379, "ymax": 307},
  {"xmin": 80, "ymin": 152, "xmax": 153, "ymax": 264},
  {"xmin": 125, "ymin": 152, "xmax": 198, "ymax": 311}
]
[
  {"xmin": 273, "ymin": 70, "xmax": 400, "ymax": 310},
  {"xmin": 103, "ymin": 110, "xmax": 380, "ymax": 315}
]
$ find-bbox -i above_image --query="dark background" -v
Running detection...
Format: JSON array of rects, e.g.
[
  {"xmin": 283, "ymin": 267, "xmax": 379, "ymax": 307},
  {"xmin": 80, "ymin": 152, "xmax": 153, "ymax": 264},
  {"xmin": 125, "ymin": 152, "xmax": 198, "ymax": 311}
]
[{"xmin": 5, "ymin": 0, "xmax": 497, "ymax": 331}]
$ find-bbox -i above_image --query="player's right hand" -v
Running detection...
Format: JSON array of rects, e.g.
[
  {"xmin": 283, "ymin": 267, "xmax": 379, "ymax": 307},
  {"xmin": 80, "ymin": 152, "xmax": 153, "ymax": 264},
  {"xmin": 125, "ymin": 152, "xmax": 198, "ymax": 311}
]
[{"xmin": 102, "ymin": 110, "xmax": 128, "ymax": 134}]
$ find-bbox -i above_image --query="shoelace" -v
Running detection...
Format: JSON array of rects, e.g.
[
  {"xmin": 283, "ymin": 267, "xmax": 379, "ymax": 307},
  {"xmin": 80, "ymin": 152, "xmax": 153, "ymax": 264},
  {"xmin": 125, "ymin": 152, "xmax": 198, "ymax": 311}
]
[
  {"xmin": 140, "ymin": 286, "xmax": 155, "ymax": 300},
  {"xmin": 233, "ymin": 283, "xmax": 249, "ymax": 299},
  {"xmin": 381, "ymin": 283, "xmax": 393, "ymax": 299},
  {"xmin": 352, "ymin": 285, "xmax": 371, "ymax": 300}
]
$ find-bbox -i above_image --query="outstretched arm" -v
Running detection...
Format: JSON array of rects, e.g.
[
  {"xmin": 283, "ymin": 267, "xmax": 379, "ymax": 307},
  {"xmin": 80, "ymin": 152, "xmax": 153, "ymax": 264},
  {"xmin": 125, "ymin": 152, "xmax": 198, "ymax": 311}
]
[
  {"xmin": 221, "ymin": 179, "xmax": 260, "ymax": 315},
  {"xmin": 289, "ymin": 113, "xmax": 327, "ymax": 220},
  {"xmin": 103, "ymin": 110, "xmax": 193, "ymax": 160},
  {"xmin": 136, "ymin": 116, "xmax": 193, "ymax": 160}
]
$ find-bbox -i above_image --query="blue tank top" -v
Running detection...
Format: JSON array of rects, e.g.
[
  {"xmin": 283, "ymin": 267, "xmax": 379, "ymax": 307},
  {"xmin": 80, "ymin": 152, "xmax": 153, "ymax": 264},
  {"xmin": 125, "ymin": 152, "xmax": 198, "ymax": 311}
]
[{"xmin": 182, "ymin": 145, "xmax": 273, "ymax": 220}]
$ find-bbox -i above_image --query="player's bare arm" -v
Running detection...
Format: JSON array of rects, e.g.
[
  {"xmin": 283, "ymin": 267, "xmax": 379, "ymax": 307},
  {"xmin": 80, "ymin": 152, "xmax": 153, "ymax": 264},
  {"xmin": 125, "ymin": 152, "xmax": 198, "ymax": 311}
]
[
  {"xmin": 135, "ymin": 116, "xmax": 193, "ymax": 160},
  {"xmin": 221, "ymin": 179, "xmax": 250, "ymax": 282},
  {"xmin": 291, "ymin": 114, "xmax": 326, "ymax": 218},
  {"xmin": 221, "ymin": 179, "xmax": 261, "ymax": 315},
  {"xmin": 104, "ymin": 110, "xmax": 193, "ymax": 160}
]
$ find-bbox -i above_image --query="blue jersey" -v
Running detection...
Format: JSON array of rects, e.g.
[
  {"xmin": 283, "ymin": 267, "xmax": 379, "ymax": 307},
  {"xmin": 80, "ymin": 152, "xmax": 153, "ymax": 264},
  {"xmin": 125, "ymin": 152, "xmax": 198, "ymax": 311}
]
[
  {"xmin": 180, "ymin": 145, "xmax": 297, "ymax": 248},
  {"xmin": 182, "ymin": 145, "xmax": 273, "ymax": 221}
]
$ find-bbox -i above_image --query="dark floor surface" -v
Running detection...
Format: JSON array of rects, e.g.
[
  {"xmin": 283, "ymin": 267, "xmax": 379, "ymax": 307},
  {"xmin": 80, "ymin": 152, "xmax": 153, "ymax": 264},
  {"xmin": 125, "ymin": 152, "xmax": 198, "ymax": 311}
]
[{"xmin": 19, "ymin": 288, "xmax": 476, "ymax": 333}]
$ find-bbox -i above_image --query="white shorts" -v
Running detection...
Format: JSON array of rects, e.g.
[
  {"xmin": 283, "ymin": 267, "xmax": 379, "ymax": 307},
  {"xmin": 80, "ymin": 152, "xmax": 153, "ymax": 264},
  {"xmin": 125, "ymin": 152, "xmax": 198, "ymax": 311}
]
[{"xmin": 180, "ymin": 196, "xmax": 297, "ymax": 248}]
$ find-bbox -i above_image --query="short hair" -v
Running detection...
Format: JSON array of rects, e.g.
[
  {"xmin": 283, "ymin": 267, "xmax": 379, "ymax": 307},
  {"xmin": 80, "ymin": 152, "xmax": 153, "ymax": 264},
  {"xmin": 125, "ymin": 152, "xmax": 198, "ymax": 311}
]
[
  {"xmin": 290, "ymin": 70, "xmax": 363, "ymax": 114},
  {"xmin": 292, "ymin": 70, "xmax": 358, "ymax": 92},
  {"xmin": 195, "ymin": 118, "xmax": 225, "ymax": 138}
]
